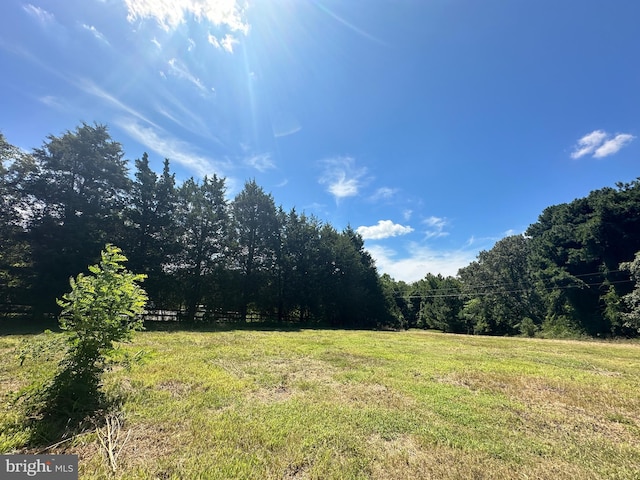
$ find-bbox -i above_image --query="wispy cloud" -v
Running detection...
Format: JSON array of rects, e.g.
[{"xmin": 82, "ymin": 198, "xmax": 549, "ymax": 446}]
[
  {"xmin": 571, "ymin": 130, "xmax": 635, "ymax": 159},
  {"xmin": 38, "ymin": 95, "xmax": 64, "ymax": 109},
  {"xmin": 356, "ymin": 220, "xmax": 414, "ymax": 240},
  {"xmin": 594, "ymin": 134, "xmax": 635, "ymax": 158},
  {"xmin": 366, "ymin": 243, "xmax": 479, "ymax": 282},
  {"xmin": 370, "ymin": 187, "xmax": 397, "ymax": 201},
  {"xmin": 271, "ymin": 111, "xmax": 301, "ymax": 138},
  {"xmin": 208, "ymin": 33, "xmax": 239, "ymax": 53},
  {"xmin": 319, "ymin": 156, "xmax": 368, "ymax": 202},
  {"xmin": 23, "ymin": 4, "xmax": 55, "ymax": 26},
  {"xmin": 166, "ymin": 58, "xmax": 214, "ymax": 95},
  {"xmin": 75, "ymin": 80, "xmax": 229, "ymax": 178},
  {"xmin": 571, "ymin": 130, "xmax": 607, "ymax": 159},
  {"xmin": 423, "ymin": 216, "xmax": 449, "ymax": 239},
  {"xmin": 314, "ymin": 2, "xmax": 386, "ymax": 46},
  {"xmin": 81, "ymin": 24, "xmax": 110, "ymax": 46},
  {"xmin": 245, "ymin": 153, "xmax": 275, "ymax": 172},
  {"xmin": 116, "ymin": 118, "xmax": 231, "ymax": 179},
  {"xmin": 273, "ymin": 124, "xmax": 301, "ymax": 138},
  {"xmin": 155, "ymin": 90, "xmax": 227, "ymax": 145},
  {"xmin": 124, "ymin": 0, "xmax": 249, "ymax": 34},
  {"xmin": 75, "ymin": 78, "xmax": 159, "ymax": 128}
]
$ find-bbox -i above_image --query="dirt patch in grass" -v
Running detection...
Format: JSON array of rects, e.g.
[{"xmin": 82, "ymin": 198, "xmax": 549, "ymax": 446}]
[
  {"xmin": 334, "ymin": 382, "xmax": 416, "ymax": 410},
  {"xmin": 251, "ymin": 383, "xmax": 293, "ymax": 403},
  {"xmin": 157, "ymin": 380, "xmax": 196, "ymax": 398},
  {"xmin": 282, "ymin": 461, "xmax": 309, "ymax": 479},
  {"xmin": 114, "ymin": 422, "xmax": 182, "ymax": 471},
  {"xmin": 219, "ymin": 355, "xmax": 341, "ymax": 403}
]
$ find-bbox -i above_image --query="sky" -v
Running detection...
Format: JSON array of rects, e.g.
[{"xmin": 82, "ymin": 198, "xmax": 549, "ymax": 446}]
[{"xmin": 1, "ymin": 0, "xmax": 639, "ymax": 283}]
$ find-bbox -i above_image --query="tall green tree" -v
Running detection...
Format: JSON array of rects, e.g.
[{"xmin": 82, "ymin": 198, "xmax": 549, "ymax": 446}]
[
  {"xmin": 26, "ymin": 123, "xmax": 131, "ymax": 314},
  {"xmin": 174, "ymin": 175, "xmax": 228, "ymax": 321},
  {"xmin": 379, "ymin": 274, "xmax": 409, "ymax": 329},
  {"xmin": 526, "ymin": 181, "xmax": 640, "ymax": 336},
  {"xmin": 229, "ymin": 180, "xmax": 280, "ymax": 321},
  {"xmin": 0, "ymin": 133, "xmax": 34, "ymax": 308},
  {"xmin": 318, "ymin": 226, "xmax": 392, "ymax": 328},
  {"xmin": 125, "ymin": 155, "xmax": 179, "ymax": 306},
  {"xmin": 417, "ymin": 274, "xmax": 465, "ymax": 333},
  {"xmin": 278, "ymin": 210, "xmax": 324, "ymax": 323}
]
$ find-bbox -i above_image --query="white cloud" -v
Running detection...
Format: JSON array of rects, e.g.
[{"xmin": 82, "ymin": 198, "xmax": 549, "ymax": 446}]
[
  {"xmin": 154, "ymin": 91, "xmax": 221, "ymax": 143},
  {"xmin": 319, "ymin": 156, "xmax": 367, "ymax": 201},
  {"xmin": 356, "ymin": 220, "xmax": 414, "ymax": 240},
  {"xmin": 208, "ymin": 33, "xmax": 221, "ymax": 48},
  {"xmin": 315, "ymin": 1, "xmax": 386, "ymax": 46},
  {"xmin": 74, "ymin": 81, "xmax": 226, "ymax": 178},
  {"xmin": 167, "ymin": 58, "xmax": 213, "ymax": 95},
  {"xmin": 220, "ymin": 34, "xmax": 238, "ymax": 52},
  {"xmin": 207, "ymin": 33, "xmax": 240, "ymax": 53},
  {"xmin": 124, "ymin": 0, "xmax": 249, "ymax": 34},
  {"xmin": 366, "ymin": 243, "xmax": 479, "ymax": 282},
  {"xmin": 571, "ymin": 130, "xmax": 634, "ymax": 159},
  {"xmin": 594, "ymin": 134, "xmax": 635, "ymax": 158},
  {"xmin": 403, "ymin": 209, "xmax": 413, "ymax": 221},
  {"xmin": 370, "ymin": 187, "xmax": 397, "ymax": 201},
  {"xmin": 75, "ymin": 78, "xmax": 159, "ymax": 128},
  {"xmin": 209, "ymin": 33, "xmax": 239, "ymax": 53},
  {"xmin": 82, "ymin": 24, "xmax": 110, "ymax": 46},
  {"xmin": 245, "ymin": 153, "xmax": 275, "ymax": 172},
  {"xmin": 38, "ymin": 95, "xmax": 63, "ymax": 109},
  {"xmin": 271, "ymin": 110, "xmax": 301, "ymax": 138},
  {"xmin": 23, "ymin": 4, "xmax": 55, "ymax": 25},
  {"xmin": 151, "ymin": 37, "xmax": 162, "ymax": 49},
  {"xmin": 116, "ymin": 118, "xmax": 231, "ymax": 179},
  {"xmin": 273, "ymin": 124, "xmax": 301, "ymax": 138},
  {"xmin": 502, "ymin": 228, "xmax": 524, "ymax": 237},
  {"xmin": 423, "ymin": 216, "xmax": 448, "ymax": 238},
  {"xmin": 571, "ymin": 130, "xmax": 607, "ymax": 159}
]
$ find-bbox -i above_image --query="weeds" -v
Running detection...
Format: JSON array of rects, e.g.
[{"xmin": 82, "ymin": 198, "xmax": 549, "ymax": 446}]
[{"xmin": 96, "ymin": 413, "xmax": 130, "ymax": 473}]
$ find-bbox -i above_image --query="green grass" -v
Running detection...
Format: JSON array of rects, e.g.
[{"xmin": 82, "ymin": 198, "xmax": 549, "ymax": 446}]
[{"xmin": 2, "ymin": 329, "xmax": 640, "ymax": 479}]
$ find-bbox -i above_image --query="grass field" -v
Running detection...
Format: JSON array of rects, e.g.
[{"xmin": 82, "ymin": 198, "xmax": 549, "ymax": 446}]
[{"xmin": 1, "ymin": 328, "xmax": 640, "ymax": 479}]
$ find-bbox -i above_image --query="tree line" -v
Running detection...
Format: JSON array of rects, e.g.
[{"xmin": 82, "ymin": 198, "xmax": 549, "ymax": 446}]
[
  {"xmin": 0, "ymin": 123, "xmax": 392, "ymax": 328},
  {"xmin": 384, "ymin": 183, "xmax": 640, "ymax": 337},
  {"xmin": 2, "ymin": 122, "xmax": 640, "ymax": 336}
]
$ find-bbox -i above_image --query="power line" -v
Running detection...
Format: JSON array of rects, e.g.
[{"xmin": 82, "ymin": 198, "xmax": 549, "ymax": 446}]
[
  {"xmin": 397, "ymin": 278, "xmax": 634, "ymax": 299},
  {"xmin": 396, "ymin": 268, "xmax": 630, "ymax": 296}
]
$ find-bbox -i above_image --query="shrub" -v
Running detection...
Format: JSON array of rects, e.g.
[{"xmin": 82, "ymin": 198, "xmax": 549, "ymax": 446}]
[{"xmin": 26, "ymin": 244, "xmax": 147, "ymax": 444}]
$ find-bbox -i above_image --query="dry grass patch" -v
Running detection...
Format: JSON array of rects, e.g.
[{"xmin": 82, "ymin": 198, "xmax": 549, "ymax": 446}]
[{"xmin": 368, "ymin": 433, "xmax": 601, "ymax": 480}]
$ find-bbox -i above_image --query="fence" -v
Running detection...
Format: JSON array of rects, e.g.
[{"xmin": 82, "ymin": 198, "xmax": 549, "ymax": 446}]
[{"xmin": 141, "ymin": 307, "xmax": 305, "ymax": 324}]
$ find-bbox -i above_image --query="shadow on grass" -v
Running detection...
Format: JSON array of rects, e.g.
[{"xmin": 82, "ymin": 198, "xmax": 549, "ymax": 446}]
[
  {"xmin": 21, "ymin": 358, "xmax": 120, "ymax": 450},
  {"xmin": 140, "ymin": 319, "xmax": 375, "ymax": 334},
  {"xmin": 0, "ymin": 317, "xmax": 60, "ymax": 336}
]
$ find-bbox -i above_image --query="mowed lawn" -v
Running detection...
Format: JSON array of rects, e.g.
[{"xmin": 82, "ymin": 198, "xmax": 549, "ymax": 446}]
[{"xmin": 1, "ymin": 328, "xmax": 640, "ymax": 479}]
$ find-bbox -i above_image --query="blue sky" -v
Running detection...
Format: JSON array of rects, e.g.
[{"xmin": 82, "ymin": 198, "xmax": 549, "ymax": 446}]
[{"xmin": 1, "ymin": 0, "xmax": 639, "ymax": 282}]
